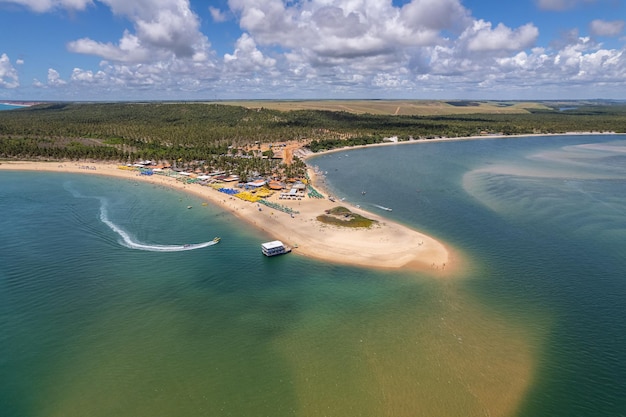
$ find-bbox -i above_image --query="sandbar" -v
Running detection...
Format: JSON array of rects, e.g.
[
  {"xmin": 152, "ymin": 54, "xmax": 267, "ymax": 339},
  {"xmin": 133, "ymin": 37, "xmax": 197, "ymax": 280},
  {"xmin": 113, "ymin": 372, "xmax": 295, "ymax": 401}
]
[{"xmin": 0, "ymin": 160, "xmax": 454, "ymax": 275}]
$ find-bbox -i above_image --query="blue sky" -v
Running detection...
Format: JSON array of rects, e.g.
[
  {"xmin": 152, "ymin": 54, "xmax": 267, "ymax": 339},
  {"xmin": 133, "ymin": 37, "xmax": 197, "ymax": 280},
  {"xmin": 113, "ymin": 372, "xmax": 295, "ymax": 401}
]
[{"xmin": 1, "ymin": 0, "xmax": 625, "ymax": 101}]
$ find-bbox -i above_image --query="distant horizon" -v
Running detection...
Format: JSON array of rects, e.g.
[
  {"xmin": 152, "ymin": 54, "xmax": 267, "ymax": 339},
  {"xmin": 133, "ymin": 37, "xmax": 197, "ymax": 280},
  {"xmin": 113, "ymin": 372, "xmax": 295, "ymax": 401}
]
[{"xmin": 2, "ymin": 98, "xmax": 625, "ymax": 104}]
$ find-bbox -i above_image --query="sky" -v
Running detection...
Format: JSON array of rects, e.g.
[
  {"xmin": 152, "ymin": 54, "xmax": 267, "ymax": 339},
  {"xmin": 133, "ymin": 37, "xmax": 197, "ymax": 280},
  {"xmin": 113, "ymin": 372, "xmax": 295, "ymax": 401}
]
[{"xmin": 0, "ymin": 0, "xmax": 625, "ymax": 101}]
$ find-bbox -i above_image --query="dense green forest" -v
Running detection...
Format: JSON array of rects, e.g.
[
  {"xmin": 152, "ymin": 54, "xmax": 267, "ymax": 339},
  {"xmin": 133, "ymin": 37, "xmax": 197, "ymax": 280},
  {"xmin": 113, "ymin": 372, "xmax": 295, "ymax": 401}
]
[{"xmin": 1, "ymin": 101, "xmax": 625, "ymax": 163}]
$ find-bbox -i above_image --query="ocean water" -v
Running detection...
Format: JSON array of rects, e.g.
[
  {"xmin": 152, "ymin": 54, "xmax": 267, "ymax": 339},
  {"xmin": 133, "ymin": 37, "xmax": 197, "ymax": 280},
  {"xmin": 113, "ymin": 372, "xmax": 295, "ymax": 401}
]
[
  {"xmin": 0, "ymin": 104, "xmax": 24, "ymax": 111},
  {"xmin": 1, "ymin": 135, "xmax": 625, "ymax": 417}
]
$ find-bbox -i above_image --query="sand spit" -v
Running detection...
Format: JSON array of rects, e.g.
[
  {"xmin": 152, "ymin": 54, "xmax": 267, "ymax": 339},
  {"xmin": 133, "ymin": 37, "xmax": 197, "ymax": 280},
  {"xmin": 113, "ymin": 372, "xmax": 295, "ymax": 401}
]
[{"xmin": 0, "ymin": 160, "xmax": 453, "ymax": 275}]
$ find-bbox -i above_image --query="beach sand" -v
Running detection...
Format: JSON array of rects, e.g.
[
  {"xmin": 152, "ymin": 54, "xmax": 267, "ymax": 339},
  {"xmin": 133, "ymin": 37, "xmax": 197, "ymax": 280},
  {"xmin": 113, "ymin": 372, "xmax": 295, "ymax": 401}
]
[{"xmin": 0, "ymin": 160, "xmax": 454, "ymax": 275}]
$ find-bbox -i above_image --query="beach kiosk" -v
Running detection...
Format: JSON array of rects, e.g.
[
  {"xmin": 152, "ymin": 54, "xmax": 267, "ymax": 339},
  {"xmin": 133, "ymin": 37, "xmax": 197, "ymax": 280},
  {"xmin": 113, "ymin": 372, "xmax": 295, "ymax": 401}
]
[{"xmin": 261, "ymin": 240, "xmax": 291, "ymax": 257}]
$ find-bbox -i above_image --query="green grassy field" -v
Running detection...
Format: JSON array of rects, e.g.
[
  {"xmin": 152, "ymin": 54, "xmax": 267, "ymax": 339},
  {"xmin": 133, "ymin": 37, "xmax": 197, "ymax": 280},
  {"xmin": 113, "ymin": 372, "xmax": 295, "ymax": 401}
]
[
  {"xmin": 316, "ymin": 206, "xmax": 377, "ymax": 228},
  {"xmin": 213, "ymin": 100, "xmax": 551, "ymax": 116}
]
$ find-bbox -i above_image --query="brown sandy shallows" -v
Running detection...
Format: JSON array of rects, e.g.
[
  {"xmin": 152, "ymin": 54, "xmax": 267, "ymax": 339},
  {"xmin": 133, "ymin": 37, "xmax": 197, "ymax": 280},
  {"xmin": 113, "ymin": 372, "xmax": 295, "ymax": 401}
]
[
  {"xmin": 275, "ymin": 284, "xmax": 538, "ymax": 417},
  {"xmin": 0, "ymin": 161, "xmax": 455, "ymax": 275}
]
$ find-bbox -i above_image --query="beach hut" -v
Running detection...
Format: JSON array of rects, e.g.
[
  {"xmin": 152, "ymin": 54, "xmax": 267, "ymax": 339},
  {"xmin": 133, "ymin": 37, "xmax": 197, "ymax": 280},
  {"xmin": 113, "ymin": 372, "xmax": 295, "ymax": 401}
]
[
  {"xmin": 268, "ymin": 180, "xmax": 284, "ymax": 190},
  {"xmin": 292, "ymin": 182, "xmax": 306, "ymax": 191},
  {"xmin": 246, "ymin": 179, "xmax": 267, "ymax": 188}
]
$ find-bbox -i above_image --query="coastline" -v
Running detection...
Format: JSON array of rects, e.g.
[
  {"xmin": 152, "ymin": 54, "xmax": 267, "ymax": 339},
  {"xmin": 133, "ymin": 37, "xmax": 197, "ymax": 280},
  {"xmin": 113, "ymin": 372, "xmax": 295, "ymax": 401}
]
[
  {"xmin": 0, "ymin": 160, "xmax": 455, "ymax": 275},
  {"xmin": 0, "ymin": 102, "xmax": 34, "ymax": 107},
  {"xmin": 1, "ymin": 132, "xmax": 617, "ymax": 274},
  {"xmin": 298, "ymin": 131, "xmax": 618, "ymax": 159}
]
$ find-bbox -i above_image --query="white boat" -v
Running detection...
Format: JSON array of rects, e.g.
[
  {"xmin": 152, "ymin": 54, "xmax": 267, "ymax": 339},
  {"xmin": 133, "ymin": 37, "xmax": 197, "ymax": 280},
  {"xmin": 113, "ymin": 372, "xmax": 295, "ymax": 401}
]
[{"xmin": 261, "ymin": 240, "xmax": 291, "ymax": 257}]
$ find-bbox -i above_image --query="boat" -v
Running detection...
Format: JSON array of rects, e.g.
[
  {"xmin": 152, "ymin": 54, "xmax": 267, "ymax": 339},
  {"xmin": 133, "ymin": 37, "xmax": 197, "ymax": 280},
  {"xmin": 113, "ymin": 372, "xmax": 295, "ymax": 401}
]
[
  {"xmin": 261, "ymin": 240, "xmax": 291, "ymax": 257},
  {"xmin": 187, "ymin": 205, "xmax": 192, "ymax": 209},
  {"xmin": 213, "ymin": 237, "xmax": 221, "ymax": 243}
]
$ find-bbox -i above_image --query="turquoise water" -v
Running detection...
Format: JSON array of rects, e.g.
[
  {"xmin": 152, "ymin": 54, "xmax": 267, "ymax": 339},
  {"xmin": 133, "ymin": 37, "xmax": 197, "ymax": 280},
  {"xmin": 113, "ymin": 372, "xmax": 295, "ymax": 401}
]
[
  {"xmin": 0, "ymin": 104, "xmax": 24, "ymax": 111},
  {"xmin": 1, "ymin": 135, "xmax": 626, "ymax": 416}
]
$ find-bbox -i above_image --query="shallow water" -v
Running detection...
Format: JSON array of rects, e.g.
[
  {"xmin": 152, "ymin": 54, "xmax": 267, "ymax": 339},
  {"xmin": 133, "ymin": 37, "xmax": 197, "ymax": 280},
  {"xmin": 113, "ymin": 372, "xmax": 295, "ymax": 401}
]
[
  {"xmin": 1, "ymin": 135, "xmax": 625, "ymax": 416},
  {"xmin": 0, "ymin": 104, "xmax": 24, "ymax": 111}
]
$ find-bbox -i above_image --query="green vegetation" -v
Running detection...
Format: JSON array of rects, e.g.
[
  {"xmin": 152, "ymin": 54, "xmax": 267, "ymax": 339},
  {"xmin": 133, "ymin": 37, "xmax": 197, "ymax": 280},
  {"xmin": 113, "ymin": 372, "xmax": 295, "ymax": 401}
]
[
  {"xmin": 215, "ymin": 99, "xmax": 547, "ymax": 115},
  {"xmin": 1, "ymin": 100, "xmax": 625, "ymax": 168},
  {"xmin": 317, "ymin": 206, "xmax": 377, "ymax": 228}
]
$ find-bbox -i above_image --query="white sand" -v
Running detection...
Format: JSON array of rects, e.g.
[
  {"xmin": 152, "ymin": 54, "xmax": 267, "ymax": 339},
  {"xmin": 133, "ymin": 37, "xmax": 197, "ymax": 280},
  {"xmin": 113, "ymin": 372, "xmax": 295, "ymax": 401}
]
[{"xmin": 0, "ymin": 160, "xmax": 454, "ymax": 274}]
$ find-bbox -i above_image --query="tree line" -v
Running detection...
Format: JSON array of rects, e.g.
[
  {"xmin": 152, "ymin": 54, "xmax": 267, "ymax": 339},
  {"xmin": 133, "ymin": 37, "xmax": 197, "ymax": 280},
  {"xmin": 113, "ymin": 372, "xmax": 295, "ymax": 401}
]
[{"xmin": 1, "ymin": 101, "xmax": 625, "ymax": 162}]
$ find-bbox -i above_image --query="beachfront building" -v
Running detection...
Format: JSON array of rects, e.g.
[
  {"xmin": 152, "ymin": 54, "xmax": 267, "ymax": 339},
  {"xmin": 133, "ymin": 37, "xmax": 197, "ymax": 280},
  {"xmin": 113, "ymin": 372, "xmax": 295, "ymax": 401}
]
[
  {"xmin": 267, "ymin": 181, "xmax": 281, "ymax": 191},
  {"xmin": 246, "ymin": 179, "xmax": 267, "ymax": 189}
]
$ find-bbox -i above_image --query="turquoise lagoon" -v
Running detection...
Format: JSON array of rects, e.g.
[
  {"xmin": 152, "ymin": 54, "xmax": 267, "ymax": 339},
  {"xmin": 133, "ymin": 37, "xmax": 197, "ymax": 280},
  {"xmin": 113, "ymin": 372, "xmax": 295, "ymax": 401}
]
[
  {"xmin": 0, "ymin": 104, "xmax": 25, "ymax": 111},
  {"xmin": 1, "ymin": 135, "xmax": 625, "ymax": 416}
]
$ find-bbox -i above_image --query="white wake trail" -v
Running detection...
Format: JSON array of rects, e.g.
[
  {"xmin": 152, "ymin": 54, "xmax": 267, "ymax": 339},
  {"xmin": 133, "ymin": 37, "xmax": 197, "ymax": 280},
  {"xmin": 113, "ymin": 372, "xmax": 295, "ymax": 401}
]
[
  {"xmin": 66, "ymin": 182, "xmax": 217, "ymax": 252},
  {"xmin": 372, "ymin": 204, "xmax": 393, "ymax": 212}
]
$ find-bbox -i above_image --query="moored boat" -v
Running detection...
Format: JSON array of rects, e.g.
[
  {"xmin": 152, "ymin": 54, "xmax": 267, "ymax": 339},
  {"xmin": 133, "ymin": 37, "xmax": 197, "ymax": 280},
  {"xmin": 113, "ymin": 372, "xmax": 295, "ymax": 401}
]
[{"xmin": 261, "ymin": 240, "xmax": 291, "ymax": 256}]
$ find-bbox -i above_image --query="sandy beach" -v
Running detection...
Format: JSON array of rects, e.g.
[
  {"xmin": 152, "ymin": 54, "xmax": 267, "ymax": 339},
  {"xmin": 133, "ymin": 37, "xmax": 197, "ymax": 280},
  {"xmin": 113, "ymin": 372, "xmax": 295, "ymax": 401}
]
[
  {"xmin": 295, "ymin": 131, "xmax": 618, "ymax": 159},
  {"xmin": 0, "ymin": 160, "xmax": 454, "ymax": 275}
]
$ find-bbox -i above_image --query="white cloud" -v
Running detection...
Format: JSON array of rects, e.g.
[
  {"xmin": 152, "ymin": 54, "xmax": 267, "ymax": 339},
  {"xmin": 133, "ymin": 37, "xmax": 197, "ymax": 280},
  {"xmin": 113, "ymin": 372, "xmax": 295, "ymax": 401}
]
[
  {"xmin": 4, "ymin": 0, "xmax": 626, "ymax": 99},
  {"xmin": 590, "ymin": 19, "xmax": 625, "ymax": 37},
  {"xmin": 0, "ymin": 0, "xmax": 92, "ymax": 13},
  {"xmin": 552, "ymin": 37, "xmax": 626, "ymax": 81},
  {"xmin": 67, "ymin": 0, "xmax": 212, "ymax": 64},
  {"xmin": 68, "ymin": 31, "xmax": 152, "ymax": 63},
  {"xmin": 70, "ymin": 67, "xmax": 106, "ymax": 83},
  {"xmin": 224, "ymin": 33, "xmax": 276, "ymax": 73},
  {"xmin": 59, "ymin": 56, "xmax": 221, "ymax": 97},
  {"xmin": 535, "ymin": 0, "xmax": 597, "ymax": 11},
  {"xmin": 224, "ymin": 0, "xmax": 540, "ymax": 84},
  {"xmin": 209, "ymin": 6, "xmax": 228, "ymax": 22},
  {"xmin": 47, "ymin": 68, "xmax": 67, "ymax": 86},
  {"xmin": 462, "ymin": 20, "xmax": 539, "ymax": 52},
  {"xmin": 399, "ymin": 0, "xmax": 471, "ymax": 32},
  {"xmin": 0, "ymin": 53, "xmax": 20, "ymax": 88},
  {"xmin": 489, "ymin": 37, "xmax": 626, "ymax": 91},
  {"xmin": 228, "ymin": 0, "xmax": 299, "ymax": 46},
  {"xmin": 228, "ymin": 0, "xmax": 472, "ymax": 60},
  {"xmin": 395, "ymin": 28, "xmax": 626, "ymax": 99}
]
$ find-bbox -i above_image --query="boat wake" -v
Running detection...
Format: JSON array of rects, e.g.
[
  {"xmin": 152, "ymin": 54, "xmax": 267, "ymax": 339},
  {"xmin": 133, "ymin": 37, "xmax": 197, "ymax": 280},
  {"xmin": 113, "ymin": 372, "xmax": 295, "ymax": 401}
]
[
  {"xmin": 65, "ymin": 182, "xmax": 218, "ymax": 252},
  {"xmin": 99, "ymin": 208, "xmax": 218, "ymax": 251},
  {"xmin": 372, "ymin": 204, "xmax": 393, "ymax": 212}
]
